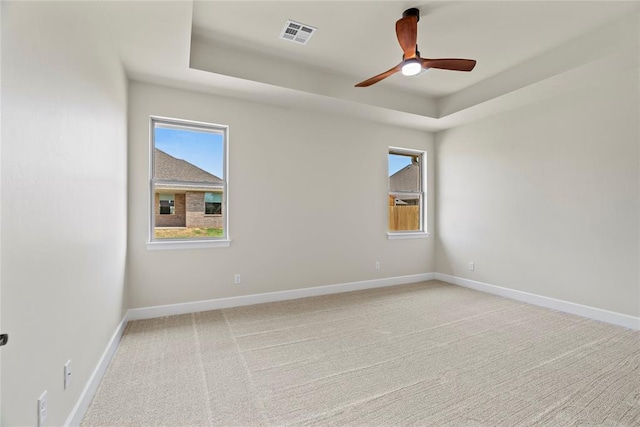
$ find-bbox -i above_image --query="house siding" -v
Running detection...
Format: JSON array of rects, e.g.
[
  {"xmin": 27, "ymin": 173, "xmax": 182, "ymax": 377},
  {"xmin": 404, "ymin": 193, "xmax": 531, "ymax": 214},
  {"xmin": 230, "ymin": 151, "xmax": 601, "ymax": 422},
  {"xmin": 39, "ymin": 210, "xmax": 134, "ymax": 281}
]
[
  {"xmin": 389, "ymin": 164, "xmax": 420, "ymax": 193},
  {"xmin": 185, "ymin": 191, "xmax": 223, "ymax": 228},
  {"xmin": 154, "ymin": 193, "xmax": 186, "ymax": 227}
]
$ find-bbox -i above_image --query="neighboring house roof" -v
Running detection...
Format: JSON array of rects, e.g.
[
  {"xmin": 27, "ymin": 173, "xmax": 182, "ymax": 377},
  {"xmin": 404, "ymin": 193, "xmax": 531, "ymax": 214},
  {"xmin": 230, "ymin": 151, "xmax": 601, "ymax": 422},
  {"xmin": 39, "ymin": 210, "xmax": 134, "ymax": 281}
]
[{"xmin": 154, "ymin": 149, "xmax": 223, "ymax": 192}]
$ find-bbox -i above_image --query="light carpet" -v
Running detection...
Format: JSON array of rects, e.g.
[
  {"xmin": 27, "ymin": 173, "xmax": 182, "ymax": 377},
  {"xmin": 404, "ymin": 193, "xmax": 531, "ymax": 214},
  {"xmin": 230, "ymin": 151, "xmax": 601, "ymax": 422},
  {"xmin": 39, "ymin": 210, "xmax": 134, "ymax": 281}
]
[{"xmin": 82, "ymin": 280, "xmax": 640, "ymax": 426}]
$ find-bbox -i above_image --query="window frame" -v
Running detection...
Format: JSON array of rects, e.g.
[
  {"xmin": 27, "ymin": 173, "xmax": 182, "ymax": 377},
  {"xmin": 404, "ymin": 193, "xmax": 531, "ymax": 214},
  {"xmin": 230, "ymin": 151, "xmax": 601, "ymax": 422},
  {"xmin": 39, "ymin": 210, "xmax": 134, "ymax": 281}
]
[
  {"xmin": 387, "ymin": 147, "xmax": 429, "ymax": 240},
  {"xmin": 147, "ymin": 116, "xmax": 230, "ymax": 250}
]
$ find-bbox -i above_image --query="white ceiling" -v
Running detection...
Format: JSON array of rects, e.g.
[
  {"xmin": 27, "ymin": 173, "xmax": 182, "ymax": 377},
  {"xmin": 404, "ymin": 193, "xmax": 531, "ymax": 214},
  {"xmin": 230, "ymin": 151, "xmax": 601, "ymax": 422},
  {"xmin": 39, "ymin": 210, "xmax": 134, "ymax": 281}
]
[
  {"xmin": 99, "ymin": 0, "xmax": 639, "ymax": 131},
  {"xmin": 192, "ymin": 1, "xmax": 635, "ymax": 97}
]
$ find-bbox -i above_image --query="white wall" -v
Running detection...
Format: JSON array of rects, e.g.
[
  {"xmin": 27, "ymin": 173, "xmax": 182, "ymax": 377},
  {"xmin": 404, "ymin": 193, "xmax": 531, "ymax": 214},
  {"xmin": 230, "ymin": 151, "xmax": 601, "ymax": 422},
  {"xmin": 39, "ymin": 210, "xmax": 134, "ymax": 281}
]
[
  {"xmin": 435, "ymin": 69, "xmax": 639, "ymax": 317},
  {"xmin": 1, "ymin": 2, "xmax": 128, "ymax": 425},
  {"xmin": 0, "ymin": 0, "xmax": 3, "ymax": 417},
  {"xmin": 127, "ymin": 81, "xmax": 434, "ymax": 309}
]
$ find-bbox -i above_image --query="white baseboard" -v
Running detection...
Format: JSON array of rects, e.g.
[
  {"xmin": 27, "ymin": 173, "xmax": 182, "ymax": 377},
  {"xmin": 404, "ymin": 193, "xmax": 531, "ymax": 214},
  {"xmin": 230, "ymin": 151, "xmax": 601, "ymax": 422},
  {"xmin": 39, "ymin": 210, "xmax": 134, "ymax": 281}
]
[
  {"xmin": 434, "ymin": 273, "xmax": 640, "ymax": 331},
  {"xmin": 64, "ymin": 314, "xmax": 129, "ymax": 427},
  {"xmin": 127, "ymin": 273, "xmax": 435, "ymax": 321}
]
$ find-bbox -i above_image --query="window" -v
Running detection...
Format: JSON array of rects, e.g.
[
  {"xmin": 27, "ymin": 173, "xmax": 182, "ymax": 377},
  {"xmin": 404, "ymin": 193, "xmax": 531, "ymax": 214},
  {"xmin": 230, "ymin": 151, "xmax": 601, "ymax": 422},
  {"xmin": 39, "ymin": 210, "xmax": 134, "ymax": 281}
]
[
  {"xmin": 388, "ymin": 148, "xmax": 427, "ymax": 237},
  {"xmin": 159, "ymin": 194, "xmax": 175, "ymax": 215},
  {"xmin": 149, "ymin": 117, "xmax": 229, "ymax": 248},
  {"xmin": 205, "ymin": 192, "xmax": 222, "ymax": 215}
]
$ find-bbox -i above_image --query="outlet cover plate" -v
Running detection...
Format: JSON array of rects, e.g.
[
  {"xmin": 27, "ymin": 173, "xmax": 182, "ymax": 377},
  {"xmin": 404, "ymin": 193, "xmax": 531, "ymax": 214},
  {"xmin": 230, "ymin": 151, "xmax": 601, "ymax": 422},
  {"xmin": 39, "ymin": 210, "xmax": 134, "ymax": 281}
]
[
  {"xmin": 64, "ymin": 360, "xmax": 72, "ymax": 389},
  {"xmin": 38, "ymin": 390, "xmax": 48, "ymax": 426}
]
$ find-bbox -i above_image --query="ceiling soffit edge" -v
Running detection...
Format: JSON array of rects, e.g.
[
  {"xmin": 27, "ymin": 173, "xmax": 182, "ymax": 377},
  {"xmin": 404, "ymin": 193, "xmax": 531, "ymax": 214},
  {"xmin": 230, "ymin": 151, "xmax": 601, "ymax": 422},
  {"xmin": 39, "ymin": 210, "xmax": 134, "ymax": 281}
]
[{"xmin": 189, "ymin": 37, "xmax": 439, "ymax": 119}]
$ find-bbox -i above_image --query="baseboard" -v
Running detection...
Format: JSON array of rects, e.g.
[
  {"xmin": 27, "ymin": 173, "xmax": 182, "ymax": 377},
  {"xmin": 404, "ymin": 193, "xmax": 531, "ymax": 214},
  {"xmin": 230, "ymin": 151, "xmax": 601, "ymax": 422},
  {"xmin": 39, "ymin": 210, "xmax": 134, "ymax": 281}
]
[
  {"xmin": 64, "ymin": 313, "xmax": 129, "ymax": 427},
  {"xmin": 127, "ymin": 273, "xmax": 435, "ymax": 321},
  {"xmin": 434, "ymin": 273, "xmax": 640, "ymax": 331}
]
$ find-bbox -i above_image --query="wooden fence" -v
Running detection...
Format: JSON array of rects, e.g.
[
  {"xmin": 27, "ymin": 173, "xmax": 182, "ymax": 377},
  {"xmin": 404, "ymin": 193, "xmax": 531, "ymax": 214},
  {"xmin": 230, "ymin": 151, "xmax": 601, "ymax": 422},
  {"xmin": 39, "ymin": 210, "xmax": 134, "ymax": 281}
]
[{"xmin": 388, "ymin": 206, "xmax": 420, "ymax": 231}]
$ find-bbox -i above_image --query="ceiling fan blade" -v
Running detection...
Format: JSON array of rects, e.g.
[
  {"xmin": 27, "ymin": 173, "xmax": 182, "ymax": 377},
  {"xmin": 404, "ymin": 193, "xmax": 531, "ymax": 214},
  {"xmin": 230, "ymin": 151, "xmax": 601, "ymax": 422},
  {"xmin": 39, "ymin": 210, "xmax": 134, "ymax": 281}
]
[
  {"xmin": 396, "ymin": 15, "xmax": 418, "ymax": 59},
  {"xmin": 421, "ymin": 58, "xmax": 477, "ymax": 72},
  {"xmin": 355, "ymin": 63, "xmax": 402, "ymax": 87}
]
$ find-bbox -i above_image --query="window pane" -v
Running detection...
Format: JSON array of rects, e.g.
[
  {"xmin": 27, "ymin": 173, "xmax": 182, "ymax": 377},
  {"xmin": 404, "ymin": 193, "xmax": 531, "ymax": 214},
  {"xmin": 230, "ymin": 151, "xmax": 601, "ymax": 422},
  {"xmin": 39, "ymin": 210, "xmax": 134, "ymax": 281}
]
[
  {"xmin": 158, "ymin": 194, "xmax": 175, "ymax": 215},
  {"xmin": 204, "ymin": 192, "xmax": 222, "ymax": 215},
  {"xmin": 154, "ymin": 126, "xmax": 224, "ymax": 181},
  {"xmin": 152, "ymin": 119, "xmax": 227, "ymax": 241},
  {"xmin": 204, "ymin": 192, "xmax": 222, "ymax": 203},
  {"xmin": 389, "ymin": 153, "xmax": 420, "ymax": 192},
  {"xmin": 205, "ymin": 202, "xmax": 222, "ymax": 215},
  {"xmin": 388, "ymin": 194, "xmax": 421, "ymax": 231},
  {"xmin": 388, "ymin": 150, "xmax": 424, "ymax": 233}
]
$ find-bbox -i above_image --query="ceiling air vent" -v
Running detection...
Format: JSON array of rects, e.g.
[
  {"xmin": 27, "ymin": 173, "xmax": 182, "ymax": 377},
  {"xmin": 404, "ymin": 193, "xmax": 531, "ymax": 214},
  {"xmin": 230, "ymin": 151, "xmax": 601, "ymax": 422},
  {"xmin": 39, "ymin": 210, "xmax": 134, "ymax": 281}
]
[{"xmin": 279, "ymin": 20, "xmax": 317, "ymax": 45}]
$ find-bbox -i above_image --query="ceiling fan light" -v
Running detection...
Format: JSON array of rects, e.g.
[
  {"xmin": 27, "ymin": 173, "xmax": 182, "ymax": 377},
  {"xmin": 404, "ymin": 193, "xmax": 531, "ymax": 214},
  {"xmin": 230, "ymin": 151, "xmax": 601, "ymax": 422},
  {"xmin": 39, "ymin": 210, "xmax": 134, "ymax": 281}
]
[{"xmin": 401, "ymin": 59, "xmax": 422, "ymax": 76}]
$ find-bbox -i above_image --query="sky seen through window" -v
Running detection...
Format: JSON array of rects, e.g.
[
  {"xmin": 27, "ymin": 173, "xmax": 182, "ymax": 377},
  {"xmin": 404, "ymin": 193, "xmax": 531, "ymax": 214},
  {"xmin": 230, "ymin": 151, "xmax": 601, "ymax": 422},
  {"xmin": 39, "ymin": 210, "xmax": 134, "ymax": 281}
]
[
  {"xmin": 155, "ymin": 127, "xmax": 224, "ymax": 179},
  {"xmin": 389, "ymin": 153, "xmax": 413, "ymax": 176}
]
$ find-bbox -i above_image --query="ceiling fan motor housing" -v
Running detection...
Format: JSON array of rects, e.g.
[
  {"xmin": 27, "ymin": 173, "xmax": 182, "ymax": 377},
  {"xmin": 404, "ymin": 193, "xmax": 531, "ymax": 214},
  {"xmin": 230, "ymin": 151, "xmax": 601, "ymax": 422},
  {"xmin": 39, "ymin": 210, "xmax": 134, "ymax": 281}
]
[
  {"xmin": 402, "ymin": 8, "xmax": 420, "ymax": 21},
  {"xmin": 402, "ymin": 50, "xmax": 420, "ymax": 61}
]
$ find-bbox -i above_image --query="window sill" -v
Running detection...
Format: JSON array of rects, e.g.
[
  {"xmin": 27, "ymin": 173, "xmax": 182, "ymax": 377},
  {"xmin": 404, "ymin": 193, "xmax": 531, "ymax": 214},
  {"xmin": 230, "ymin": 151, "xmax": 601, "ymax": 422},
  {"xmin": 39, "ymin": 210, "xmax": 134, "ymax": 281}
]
[
  {"xmin": 146, "ymin": 239, "xmax": 231, "ymax": 250},
  {"xmin": 387, "ymin": 232, "xmax": 430, "ymax": 240}
]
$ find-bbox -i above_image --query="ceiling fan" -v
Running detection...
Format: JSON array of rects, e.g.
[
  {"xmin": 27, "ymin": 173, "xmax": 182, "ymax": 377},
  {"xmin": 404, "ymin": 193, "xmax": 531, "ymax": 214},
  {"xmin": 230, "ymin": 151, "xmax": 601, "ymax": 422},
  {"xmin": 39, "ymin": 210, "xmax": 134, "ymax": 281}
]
[{"xmin": 355, "ymin": 8, "xmax": 476, "ymax": 87}]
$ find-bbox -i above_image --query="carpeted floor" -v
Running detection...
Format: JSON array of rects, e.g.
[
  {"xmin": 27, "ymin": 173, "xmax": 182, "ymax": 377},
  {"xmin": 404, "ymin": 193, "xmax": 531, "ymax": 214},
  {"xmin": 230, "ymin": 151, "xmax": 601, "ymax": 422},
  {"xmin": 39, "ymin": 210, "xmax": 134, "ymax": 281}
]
[{"xmin": 82, "ymin": 280, "xmax": 640, "ymax": 426}]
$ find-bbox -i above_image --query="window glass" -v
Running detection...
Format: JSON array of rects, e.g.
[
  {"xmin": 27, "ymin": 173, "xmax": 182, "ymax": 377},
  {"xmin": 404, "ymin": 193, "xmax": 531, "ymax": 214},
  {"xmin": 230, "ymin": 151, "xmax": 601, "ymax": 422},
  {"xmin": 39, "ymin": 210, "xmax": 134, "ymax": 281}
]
[
  {"xmin": 159, "ymin": 194, "xmax": 175, "ymax": 215},
  {"xmin": 388, "ymin": 149, "xmax": 425, "ymax": 233},
  {"xmin": 151, "ymin": 118, "xmax": 227, "ymax": 241},
  {"xmin": 205, "ymin": 192, "xmax": 222, "ymax": 215},
  {"xmin": 388, "ymin": 153, "xmax": 420, "ymax": 192}
]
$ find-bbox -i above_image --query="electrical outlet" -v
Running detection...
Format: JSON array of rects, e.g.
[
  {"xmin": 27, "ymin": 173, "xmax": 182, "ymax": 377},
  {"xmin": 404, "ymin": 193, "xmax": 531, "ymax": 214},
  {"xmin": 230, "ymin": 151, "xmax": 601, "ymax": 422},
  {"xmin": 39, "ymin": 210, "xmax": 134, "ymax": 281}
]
[
  {"xmin": 375, "ymin": 261, "xmax": 380, "ymax": 270},
  {"xmin": 64, "ymin": 360, "xmax": 72, "ymax": 390},
  {"xmin": 38, "ymin": 390, "xmax": 48, "ymax": 426},
  {"xmin": 234, "ymin": 274, "xmax": 241, "ymax": 284},
  {"xmin": 468, "ymin": 262, "xmax": 475, "ymax": 271}
]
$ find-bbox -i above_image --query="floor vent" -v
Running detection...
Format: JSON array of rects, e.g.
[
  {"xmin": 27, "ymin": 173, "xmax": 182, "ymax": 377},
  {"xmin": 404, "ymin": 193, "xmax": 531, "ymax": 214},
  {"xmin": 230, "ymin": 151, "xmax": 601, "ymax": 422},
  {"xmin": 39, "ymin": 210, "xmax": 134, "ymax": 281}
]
[{"xmin": 279, "ymin": 20, "xmax": 317, "ymax": 45}]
